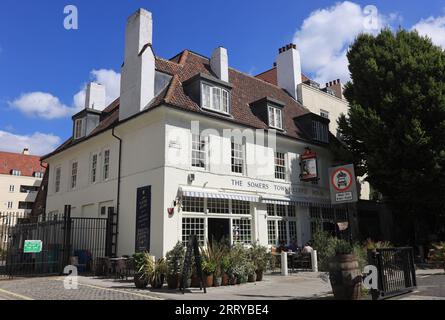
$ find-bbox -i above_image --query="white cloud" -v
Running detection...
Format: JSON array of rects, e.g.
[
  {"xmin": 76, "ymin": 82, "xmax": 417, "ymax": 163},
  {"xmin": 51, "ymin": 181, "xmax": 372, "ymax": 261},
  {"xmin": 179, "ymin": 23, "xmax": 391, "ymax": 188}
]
[
  {"xmin": 412, "ymin": 15, "xmax": 445, "ymax": 48},
  {"xmin": 0, "ymin": 130, "xmax": 61, "ymax": 156},
  {"xmin": 9, "ymin": 92, "xmax": 77, "ymax": 119},
  {"xmin": 293, "ymin": 1, "xmax": 398, "ymax": 84},
  {"xmin": 10, "ymin": 69, "xmax": 121, "ymax": 119}
]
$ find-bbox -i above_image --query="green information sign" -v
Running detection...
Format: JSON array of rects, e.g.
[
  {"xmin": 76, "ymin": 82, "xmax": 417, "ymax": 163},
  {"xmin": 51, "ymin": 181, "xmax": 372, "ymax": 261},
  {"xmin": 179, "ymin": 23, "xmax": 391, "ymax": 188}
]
[{"xmin": 23, "ymin": 240, "xmax": 43, "ymax": 253}]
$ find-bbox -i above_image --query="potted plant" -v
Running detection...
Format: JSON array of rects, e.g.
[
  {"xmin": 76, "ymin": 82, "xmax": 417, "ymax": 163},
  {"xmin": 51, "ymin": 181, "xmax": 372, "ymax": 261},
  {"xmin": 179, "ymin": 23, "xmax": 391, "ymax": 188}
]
[
  {"xmin": 133, "ymin": 252, "xmax": 151, "ymax": 289},
  {"xmin": 202, "ymin": 260, "xmax": 216, "ymax": 287},
  {"xmin": 249, "ymin": 243, "xmax": 269, "ymax": 281},
  {"xmin": 246, "ymin": 261, "xmax": 256, "ymax": 283},
  {"xmin": 166, "ymin": 242, "xmax": 185, "ymax": 289},
  {"xmin": 328, "ymin": 240, "xmax": 362, "ymax": 300},
  {"xmin": 149, "ymin": 258, "xmax": 167, "ymax": 289},
  {"xmin": 220, "ymin": 254, "xmax": 232, "ymax": 286}
]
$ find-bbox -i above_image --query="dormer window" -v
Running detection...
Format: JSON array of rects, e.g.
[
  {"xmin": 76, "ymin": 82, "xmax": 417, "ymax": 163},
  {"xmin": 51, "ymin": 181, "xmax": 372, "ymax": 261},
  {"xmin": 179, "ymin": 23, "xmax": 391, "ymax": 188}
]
[
  {"xmin": 268, "ymin": 105, "xmax": 283, "ymax": 130},
  {"xmin": 11, "ymin": 169, "xmax": 21, "ymax": 176},
  {"xmin": 34, "ymin": 171, "xmax": 44, "ymax": 178},
  {"xmin": 201, "ymin": 83, "xmax": 230, "ymax": 114},
  {"xmin": 312, "ymin": 120, "xmax": 329, "ymax": 143},
  {"xmin": 74, "ymin": 118, "xmax": 85, "ymax": 139}
]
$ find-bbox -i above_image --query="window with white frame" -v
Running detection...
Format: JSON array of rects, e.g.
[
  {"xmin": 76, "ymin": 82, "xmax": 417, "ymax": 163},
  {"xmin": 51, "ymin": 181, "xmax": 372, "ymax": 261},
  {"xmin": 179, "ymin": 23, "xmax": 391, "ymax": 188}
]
[
  {"xmin": 276, "ymin": 204, "xmax": 286, "ymax": 217},
  {"xmin": 207, "ymin": 198, "xmax": 230, "ymax": 214},
  {"xmin": 182, "ymin": 217, "xmax": 205, "ymax": 246},
  {"xmin": 71, "ymin": 162, "xmax": 78, "ymax": 189},
  {"xmin": 55, "ymin": 167, "xmax": 61, "ymax": 193},
  {"xmin": 7, "ymin": 201, "xmax": 13, "ymax": 209},
  {"xmin": 278, "ymin": 220, "xmax": 287, "ymax": 244},
  {"xmin": 274, "ymin": 152, "xmax": 286, "ymax": 180},
  {"xmin": 231, "ymin": 141, "xmax": 244, "ymax": 174},
  {"xmin": 232, "ymin": 219, "xmax": 252, "ymax": 244},
  {"xmin": 267, "ymin": 204, "xmax": 298, "ymax": 246},
  {"xmin": 232, "ymin": 200, "xmax": 250, "ymax": 215},
  {"xmin": 182, "ymin": 196, "xmax": 205, "ymax": 213},
  {"xmin": 91, "ymin": 154, "xmax": 98, "ymax": 183},
  {"xmin": 309, "ymin": 206, "xmax": 348, "ymax": 236},
  {"xmin": 74, "ymin": 118, "xmax": 84, "ymax": 139},
  {"xmin": 9, "ymin": 185, "xmax": 14, "ymax": 192},
  {"xmin": 312, "ymin": 120, "xmax": 329, "ymax": 143},
  {"xmin": 268, "ymin": 105, "xmax": 283, "ymax": 130},
  {"xmin": 268, "ymin": 220, "xmax": 277, "ymax": 245},
  {"xmin": 289, "ymin": 221, "xmax": 298, "ymax": 242},
  {"xmin": 267, "ymin": 203, "xmax": 275, "ymax": 216},
  {"xmin": 191, "ymin": 134, "xmax": 207, "ymax": 169},
  {"xmin": 103, "ymin": 150, "xmax": 110, "ymax": 180},
  {"xmin": 201, "ymin": 83, "xmax": 230, "ymax": 114},
  {"xmin": 11, "ymin": 169, "xmax": 21, "ymax": 176},
  {"xmin": 288, "ymin": 205, "xmax": 296, "ymax": 217}
]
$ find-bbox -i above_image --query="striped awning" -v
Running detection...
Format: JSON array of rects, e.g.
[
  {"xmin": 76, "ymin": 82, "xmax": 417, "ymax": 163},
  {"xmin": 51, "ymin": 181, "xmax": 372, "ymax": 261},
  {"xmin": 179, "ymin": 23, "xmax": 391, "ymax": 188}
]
[
  {"xmin": 261, "ymin": 195, "xmax": 332, "ymax": 208},
  {"xmin": 180, "ymin": 187, "xmax": 259, "ymax": 202}
]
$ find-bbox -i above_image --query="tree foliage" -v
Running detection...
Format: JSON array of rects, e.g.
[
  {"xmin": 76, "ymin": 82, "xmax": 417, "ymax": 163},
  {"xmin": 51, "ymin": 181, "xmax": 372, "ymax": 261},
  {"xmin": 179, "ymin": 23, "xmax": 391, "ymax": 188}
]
[{"xmin": 338, "ymin": 29, "xmax": 445, "ymax": 240}]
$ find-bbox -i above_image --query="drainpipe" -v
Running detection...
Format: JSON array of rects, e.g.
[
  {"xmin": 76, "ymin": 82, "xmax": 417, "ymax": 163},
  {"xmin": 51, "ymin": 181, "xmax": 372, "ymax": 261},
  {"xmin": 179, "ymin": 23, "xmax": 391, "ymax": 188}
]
[{"xmin": 112, "ymin": 126, "xmax": 122, "ymax": 256}]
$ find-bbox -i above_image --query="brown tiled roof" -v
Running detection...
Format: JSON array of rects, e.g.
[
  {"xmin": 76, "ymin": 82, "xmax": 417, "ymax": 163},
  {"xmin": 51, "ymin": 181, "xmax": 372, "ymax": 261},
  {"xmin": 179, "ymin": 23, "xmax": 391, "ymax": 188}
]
[
  {"xmin": 255, "ymin": 67, "xmax": 310, "ymax": 86},
  {"xmin": 43, "ymin": 49, "xmax": 317, "ymax": 160},
  {"xmin": 0, "ymin": 151, "xmax": 46, "ymax": 177}
]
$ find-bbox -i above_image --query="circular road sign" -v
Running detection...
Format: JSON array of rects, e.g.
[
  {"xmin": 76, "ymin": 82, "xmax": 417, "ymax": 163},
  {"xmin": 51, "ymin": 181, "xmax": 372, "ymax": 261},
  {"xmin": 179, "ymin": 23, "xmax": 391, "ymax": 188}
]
[{"xmin": 331, "ymin": 167, "xmax": 353, "ymax": 192}]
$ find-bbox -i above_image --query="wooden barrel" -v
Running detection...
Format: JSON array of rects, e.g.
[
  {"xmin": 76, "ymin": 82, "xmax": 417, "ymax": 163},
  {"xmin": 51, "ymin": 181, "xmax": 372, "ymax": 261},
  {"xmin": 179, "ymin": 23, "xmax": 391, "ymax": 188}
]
[{"xmin": 329, "ymin": 254, "xmax": 362, "ymax": 300}]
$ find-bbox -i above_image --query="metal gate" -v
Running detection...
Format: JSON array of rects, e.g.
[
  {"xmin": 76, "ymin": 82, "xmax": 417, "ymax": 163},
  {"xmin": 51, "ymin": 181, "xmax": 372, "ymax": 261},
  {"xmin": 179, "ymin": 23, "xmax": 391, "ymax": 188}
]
[
  {"xmin": 0, "ymin": 207, "xmax": 113, "ymax": 279},
  {"xmin": 368, "ymin": 247, "xmax": 417, "ymax": 300}
]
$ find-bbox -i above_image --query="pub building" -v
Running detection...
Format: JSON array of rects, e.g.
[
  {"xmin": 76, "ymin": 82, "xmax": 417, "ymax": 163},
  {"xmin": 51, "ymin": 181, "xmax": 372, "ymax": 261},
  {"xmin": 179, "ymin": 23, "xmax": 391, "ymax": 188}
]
[{"xmin": 41, "ymin": 8, "xmax": 353, "ymax": 258}]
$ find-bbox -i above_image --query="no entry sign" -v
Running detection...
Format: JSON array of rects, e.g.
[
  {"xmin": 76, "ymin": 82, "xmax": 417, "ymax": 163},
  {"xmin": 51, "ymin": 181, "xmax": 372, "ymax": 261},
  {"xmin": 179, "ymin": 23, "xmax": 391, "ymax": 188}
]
[{"xmin": 329, "ymin": 164, "xmax": 358, "ymax": 204}]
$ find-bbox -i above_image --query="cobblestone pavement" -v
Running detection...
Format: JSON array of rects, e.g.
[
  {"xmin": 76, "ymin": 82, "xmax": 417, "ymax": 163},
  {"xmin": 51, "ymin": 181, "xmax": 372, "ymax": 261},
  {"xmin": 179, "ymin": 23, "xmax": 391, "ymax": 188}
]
[
  {"xmin": 0, "ymin": 273, "xmax": 332, "ymax": 300},
  {"xmin": 0, "ymin": 276, "xmax": 163, "ymax": 300}
]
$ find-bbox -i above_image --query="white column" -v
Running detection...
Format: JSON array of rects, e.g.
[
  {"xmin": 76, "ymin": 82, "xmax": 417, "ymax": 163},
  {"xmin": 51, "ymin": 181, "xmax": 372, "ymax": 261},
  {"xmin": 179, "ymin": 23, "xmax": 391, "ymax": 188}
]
[{"xmin": 281, "ymin": 251, "xmax": 288, "ymax": 276}]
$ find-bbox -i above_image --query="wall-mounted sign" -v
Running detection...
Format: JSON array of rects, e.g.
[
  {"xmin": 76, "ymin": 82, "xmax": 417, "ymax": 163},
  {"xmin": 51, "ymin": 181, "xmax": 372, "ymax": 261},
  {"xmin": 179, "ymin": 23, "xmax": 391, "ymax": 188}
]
[
  {"xmin": 24, "ymin": 240, "xmax": 42, "ymax": 253},
  {"xmin": 135, "ymin": 185, "xmax": 151, "ymax": 252},
  {"xmin": 300, "ymin": 149, "xmax": 318, "ymax": 181},
  {"xmin": 329, "ymin": 164, "xmax": 358, "ymax": 204}
]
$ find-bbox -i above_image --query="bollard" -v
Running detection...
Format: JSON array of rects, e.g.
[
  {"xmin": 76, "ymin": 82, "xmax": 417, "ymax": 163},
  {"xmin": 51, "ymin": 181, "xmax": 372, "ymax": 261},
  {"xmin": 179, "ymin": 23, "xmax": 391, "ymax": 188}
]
[
  {"xmin": 311, "ymin": 250, "xmax": 318, "ymax": 272},
  {"xmin": 281, "ymin": 251, "xmax": 288, "ymax": 276}
]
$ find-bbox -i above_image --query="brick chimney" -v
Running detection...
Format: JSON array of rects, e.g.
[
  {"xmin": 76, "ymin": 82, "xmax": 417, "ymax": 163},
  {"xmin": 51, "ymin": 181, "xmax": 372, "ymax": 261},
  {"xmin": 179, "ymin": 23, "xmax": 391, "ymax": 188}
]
[
  {"xmin": 325, "ymin": 79, "xmax": 344, "ymax": 99},
  {"xmin": 119, "ymin": 8, "xmax": 155, "ymax": 121},
  {"xmin": 276, "ymin": 43, "xmax": 302, "ymax": 100}
]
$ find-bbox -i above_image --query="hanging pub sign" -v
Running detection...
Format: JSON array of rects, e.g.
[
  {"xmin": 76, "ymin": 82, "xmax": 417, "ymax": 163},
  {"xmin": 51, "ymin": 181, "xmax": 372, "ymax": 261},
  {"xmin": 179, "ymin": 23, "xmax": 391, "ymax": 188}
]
[
  {"xmin": 329, "ymin": 164, "xmax": 358, "ymax": 204},
  {"xmin": 300, "ymin": 148, "xmax": 318, "ymax": 181}
]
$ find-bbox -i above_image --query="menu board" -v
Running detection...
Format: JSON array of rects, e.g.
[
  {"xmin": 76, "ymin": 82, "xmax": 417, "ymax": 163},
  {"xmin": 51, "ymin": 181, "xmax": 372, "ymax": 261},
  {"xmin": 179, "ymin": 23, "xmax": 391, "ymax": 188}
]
[{"xmin": 135, "ymin": 185, "xmax": 151, "ymax": 252}]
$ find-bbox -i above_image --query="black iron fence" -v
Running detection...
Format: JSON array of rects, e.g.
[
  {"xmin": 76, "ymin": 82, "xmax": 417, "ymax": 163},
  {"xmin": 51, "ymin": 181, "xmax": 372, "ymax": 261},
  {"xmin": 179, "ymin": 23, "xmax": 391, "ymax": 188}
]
[
  {"xmin": 368, "ymin": 247, "xmax": 417, "ymax": 300},
  {"xmin": 0, "ymin": 207, "xmax": 113, "ymax": 279}
]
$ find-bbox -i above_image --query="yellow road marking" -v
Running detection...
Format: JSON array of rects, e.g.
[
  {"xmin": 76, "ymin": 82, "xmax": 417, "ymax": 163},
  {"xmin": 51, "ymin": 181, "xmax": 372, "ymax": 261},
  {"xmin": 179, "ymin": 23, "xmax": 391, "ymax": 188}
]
[
  {"xmin": 52, "ymin": 278, "xmax": 163, "ymax": 300},
  {"xmin": 0, "ymin": 288, "xmax": 33, "ymax": 300}
]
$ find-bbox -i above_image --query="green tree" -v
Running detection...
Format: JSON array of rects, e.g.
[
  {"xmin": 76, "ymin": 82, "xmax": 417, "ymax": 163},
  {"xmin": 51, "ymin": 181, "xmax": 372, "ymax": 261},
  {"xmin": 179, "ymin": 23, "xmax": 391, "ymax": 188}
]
[{"xmin": 338, "ymin": 29, "xmax": 445, "ymax": 243}]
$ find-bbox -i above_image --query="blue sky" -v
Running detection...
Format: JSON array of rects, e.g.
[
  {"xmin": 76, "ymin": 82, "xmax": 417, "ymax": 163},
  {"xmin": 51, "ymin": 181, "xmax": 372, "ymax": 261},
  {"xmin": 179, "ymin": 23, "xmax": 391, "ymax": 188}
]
[{"xmin": 0, "ymin": 0, "xmax": 444, "ymax": 155}]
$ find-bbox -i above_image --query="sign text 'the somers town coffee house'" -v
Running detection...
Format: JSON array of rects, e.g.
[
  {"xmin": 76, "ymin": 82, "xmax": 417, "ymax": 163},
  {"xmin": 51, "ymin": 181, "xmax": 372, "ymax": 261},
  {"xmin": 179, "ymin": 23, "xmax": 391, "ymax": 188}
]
[{"xmin": 230, "ymin": 179, "xmax": 327, "ymax": 197}]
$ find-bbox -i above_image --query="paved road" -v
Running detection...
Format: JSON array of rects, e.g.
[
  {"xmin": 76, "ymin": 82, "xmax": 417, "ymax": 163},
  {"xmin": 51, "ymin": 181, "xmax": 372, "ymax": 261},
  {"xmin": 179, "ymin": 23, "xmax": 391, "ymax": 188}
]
[{"xmin": 0, "ymin": 276, "xmax": 162, "ymax": 300}]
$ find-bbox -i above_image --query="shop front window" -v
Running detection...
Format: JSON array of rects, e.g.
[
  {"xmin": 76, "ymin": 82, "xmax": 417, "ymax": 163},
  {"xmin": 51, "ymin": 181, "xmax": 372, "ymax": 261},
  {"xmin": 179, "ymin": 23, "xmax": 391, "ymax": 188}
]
[
  {"xmin": 182, "ymin": 217, "xmax": 205, "ymax": 246},
  {"xmin": 232, "ymin": 219, "xmax": 252, "ymax": 244}
]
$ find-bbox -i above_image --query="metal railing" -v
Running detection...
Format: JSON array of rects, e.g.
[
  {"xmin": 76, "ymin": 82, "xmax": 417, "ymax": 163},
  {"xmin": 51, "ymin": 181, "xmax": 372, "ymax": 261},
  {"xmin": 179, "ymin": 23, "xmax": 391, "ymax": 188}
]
[{"xmin": 368, "ymin": 247, "xmax": 417, "ymax": 300}]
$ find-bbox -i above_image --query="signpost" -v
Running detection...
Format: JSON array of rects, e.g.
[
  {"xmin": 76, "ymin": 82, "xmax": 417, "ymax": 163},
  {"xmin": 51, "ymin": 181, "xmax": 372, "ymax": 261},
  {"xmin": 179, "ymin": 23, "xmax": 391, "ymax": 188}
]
[
  {"xmin": 300, "ymin": 148, "xmax": 318, "ymax": 182},
  {"xmin": 23, "ymin": 240, "xmax": 42, "ymax": 253},
  {"xmin": 329, "ymin": 164, "xmax": 358, "ymax": 204}
]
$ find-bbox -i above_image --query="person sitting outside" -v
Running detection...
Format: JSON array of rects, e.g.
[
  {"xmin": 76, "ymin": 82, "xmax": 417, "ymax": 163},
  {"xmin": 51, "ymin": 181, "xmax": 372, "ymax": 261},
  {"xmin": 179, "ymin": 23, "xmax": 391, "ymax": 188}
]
[{"xmin": 302, "ymin": 241, "xmax": 314, "ymax": 254}]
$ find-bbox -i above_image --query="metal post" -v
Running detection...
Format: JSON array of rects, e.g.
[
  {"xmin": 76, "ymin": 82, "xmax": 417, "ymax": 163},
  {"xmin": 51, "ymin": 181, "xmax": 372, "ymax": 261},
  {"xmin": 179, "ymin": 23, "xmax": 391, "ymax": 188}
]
[
  {"xmin": 311, "ymin": 250, "xmax": 318, "ymax": 272},
  {"xmin": 281, "ymin": 251, "xmax": 288, "ymax": 276}
]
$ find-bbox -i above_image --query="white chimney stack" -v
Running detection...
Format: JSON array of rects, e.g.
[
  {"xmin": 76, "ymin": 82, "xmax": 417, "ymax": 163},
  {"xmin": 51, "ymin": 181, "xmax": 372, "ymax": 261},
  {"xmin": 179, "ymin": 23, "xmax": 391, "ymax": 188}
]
[
  {"xmin": 85, "ymin": 82, "xmax": 106, "ymax": 110},
  {"xmin": 119, "ymin": 8, "xmax": 155, "ymax": 121},
  {"xmin": 276, "ymin": 44, "xmax": 302, "ymax": 100},
  {"xmin": 210, "ymin": 47, "xmax": 229, "ymax": 82}
]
